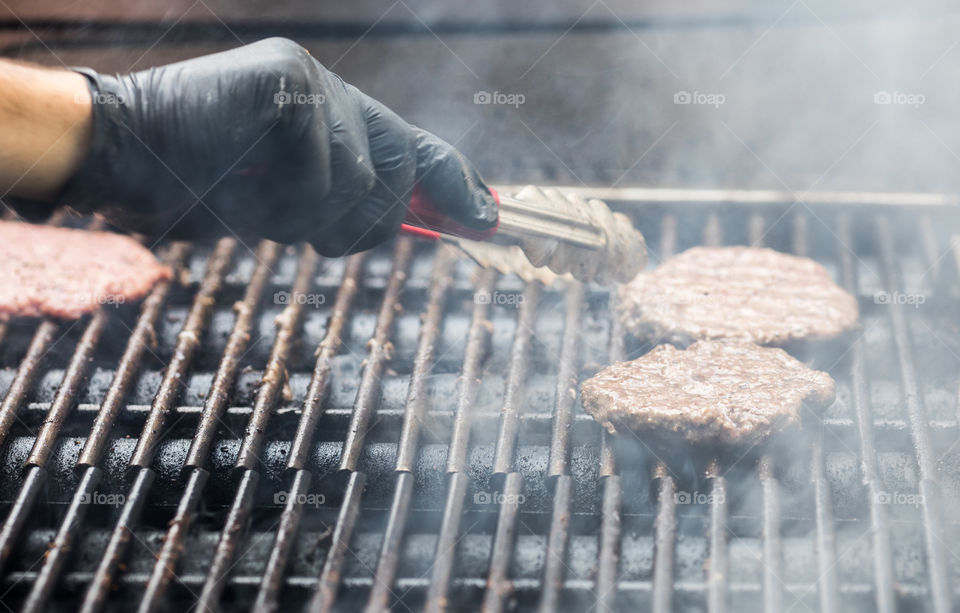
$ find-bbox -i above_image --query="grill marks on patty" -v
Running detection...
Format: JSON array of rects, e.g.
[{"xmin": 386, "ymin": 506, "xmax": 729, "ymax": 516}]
[
  {"xmin": 579, "ymin": 341, "xmax": 836, "ymax": 446},
  {"xmin": 617, "ymin": 246, "xmax": 859, "ymax": 346},
  {"xmin": 582, "ymin": 246, "xmax": 855, "ymax": 446},
  {"xmin": 0, "ymin": 221, "xmax": 172, "ymax": 320}
]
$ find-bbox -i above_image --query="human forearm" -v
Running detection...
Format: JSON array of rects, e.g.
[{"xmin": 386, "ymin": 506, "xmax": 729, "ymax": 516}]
[
  {"xmin": 0, "ymin": 59, "xmax": 92, "ymax": 201},
  {"xmin": 0, "ymin": 39, "xmax": 496, "ymax": 256}
]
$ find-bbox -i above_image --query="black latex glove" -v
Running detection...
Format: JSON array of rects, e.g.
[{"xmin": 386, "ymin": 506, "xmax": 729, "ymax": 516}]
[{"xmin": 16, "ymin": 37, "xmax": 497, "ymax": 256}]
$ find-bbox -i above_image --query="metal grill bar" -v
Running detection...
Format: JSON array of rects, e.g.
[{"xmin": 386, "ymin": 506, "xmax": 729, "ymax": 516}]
[
  {"xmin": 185, "ymin": 241, "xmax": 281, "ymax": 469},
  {"xmin": 365, "ymin": 248, "xmax": 457, "ymax": 612},
  {"xmin": 546, "ymin": 282, "xmax": 584, "ymax": 478},
  {"xmin": 812, "ymin": 426, "xmax": 839, "ymax": 613},
  {"xmin": 875, "ymin": 217, "xmax": 952, "ymax": 613},
  {"xmin": 127, "ymin": 241, "xmax": 279, "ymax": 613},
  {"xmin": 0, "ymin": 308, "xmax": 107, "ymax": 571},
  {"xmin": 286, "ymin": 253, "xmax": 366, "ymax": 471},
  {"xmin": 17, "ymin": 242, "xmax": 189, "ymax": 612},
  {"xmin": 308, "ymin": 470, "xmax": 366, "ymax": 613},
  {"xmin": 835, "ymin": 215, "xmax": 896, "ymax": 613},
  {"xmin": 537, "ymin": 474, "xmax": 573, "ymax": 613},
  {"xmin": 196, "ymin": 245, "xmax": 320, "ymax": 611},
  {"xmin": 648, "ymin": 214, "xmax": 678, "ymax": 613},
  {"xmin": 255, "ymin": 469, "xmax": 311, "ymax": 613},
  {"xmin": 25, "ymin": 310, "xmax": 108, "ymax": 468},
  {"xmin": 136, "ymin": 468, "xmax": 209, "ymax": 611},
  {"xmin": 365, "ymin": 471, "xmax": 415, "ymax": 612},
  {"xmin": 651, "ymin": 464, "xmax": 676, "ymax": 613},
  {"xmin": 253, "ymin": 253, "xmax": 365, "ymax": 612},
  {"xmin": 236, "ymin": 246, "xmax": 319, "ymax": 470},
  {"xmin": 196, "ymin": 469, "xmax": 259, "ymax": 610},
  {"xmin": 758, "ymin": 456, "xmax": 782, "ymax": 613},
  {"xmin": 1, "ymin": 199, "xmax": 957, "ymax": 611},
  {"xmin": 0, "ymin": 213, "xmax": 78, "ymax": 451},
  {"xmin": 78, "ymin": 243, "xmax": 191, "ymax": 467},
  {"xmin": 703, "ymin": 214, "xmax": 728, "ymax": 613},
  {"xmin": 748, "ymin": 214, "xmax": 784, "ymax": 613},
  {"xmin": 301, "ymin": 239, "xmax": 414, "ymax": 612},
  {"xmin": 596, "ymin": 474, "xmax": 622, "ymax": 613},
  {"xmin": 537, "ymin": 281, "xmax": 584, "ymax": 613},
  {"xmin": 706, "ymin": 460, "xmax": 728, "ymax": 613},
  {"xmin": 484, "ymin": 279, "xmax": 543, "ymax": 613},
  {"xmin": 481, "ymin": 471, "xmax": 523, "ymax": 613},
  {"xmin": 424, "ymin": 270, "xmax": 496, "ymax": 613},
  {"xmin": 74, "ymin": 237, "xmax": 237, "ymax": 613},
  {"xmin": 792, "ymin": 214, "xmax": 841, "ymax": 613},
  {"xmin": 491, "ymin": 282, "xmax": 541, "ymax": 476},
  {"xmin": 0, "ymin": 321, "xmax": 58, "ymax": 448},
  {"xmin": 395, "ymin": 246, "xmax": 457, "ymax": 472},
  {"xmin": 444, "ymin": 270, "xmax": 496, "ymax": 474},
  {"xmin": 340, "ymin": 237, "xmax": 414, "ymax": 472},
  {"xmin": 22, "ymin": 466, "xmax": 105, "ymax": 612},
  {"xmin": 254, "ymin": 254, "xmax": 366, "ymax": 611},
  {"xmin": 133, "ymin": 237, "xmax": 238, "ymax": 467}
]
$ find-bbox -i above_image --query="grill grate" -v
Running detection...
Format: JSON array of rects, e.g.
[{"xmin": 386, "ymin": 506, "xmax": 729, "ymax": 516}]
[{"xmin": 0, "ymin": 195, "xmax": 959, "ymax": 612}]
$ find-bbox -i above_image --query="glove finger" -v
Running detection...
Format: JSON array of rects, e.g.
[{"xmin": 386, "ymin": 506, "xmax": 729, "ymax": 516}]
[
  {"xmin": 310, "ymin": 97, "xmax": 416, "ymax": 256},
  {"xmin": 413, "ymin": 128, "xmax": 497, "ymax": 230},
  {"xmin": 317, "ymin": 78, "xmax": 376, "ymax": 213}
]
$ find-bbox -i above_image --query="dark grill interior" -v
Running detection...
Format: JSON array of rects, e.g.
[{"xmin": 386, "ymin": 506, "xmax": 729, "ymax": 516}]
[{"xmin": 1, "ymin": 197, "xmax": 959, "ymax": 612}]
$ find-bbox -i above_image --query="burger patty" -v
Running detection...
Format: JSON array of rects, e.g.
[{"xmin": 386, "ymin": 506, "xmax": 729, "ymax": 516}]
[
  {"xmin": 0, "ymin": 221, "xmax": 172, "ymax": 320},
  {"xmin": 617, "ymin": 246, "xmax": 859, "ymax": 345},
  {"xmin": 579, "ymin": 341, "xmax": 836, "ymax": 446}
]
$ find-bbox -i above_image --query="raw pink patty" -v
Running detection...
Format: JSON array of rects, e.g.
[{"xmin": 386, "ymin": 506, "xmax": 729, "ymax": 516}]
[{"xmin": 0, "ymin": 221, "xmax": 171, "ymax": 320}]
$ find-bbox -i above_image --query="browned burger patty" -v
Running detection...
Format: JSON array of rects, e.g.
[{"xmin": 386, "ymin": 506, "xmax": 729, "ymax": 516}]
[
  {"xmin": 617, "ymin": 246, "xmax": 859, "ymax": 346},
  {"xmin": 579, "ymin": 341, "xmax": 836, "ymax": 446},
  {"xmin": 0, "ymin": 221, "xmax": 172, "ymax": 320}
]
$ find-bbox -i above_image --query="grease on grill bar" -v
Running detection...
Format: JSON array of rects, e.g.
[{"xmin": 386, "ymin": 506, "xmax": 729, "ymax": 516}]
[{"xmin": 0, "ymin": 197, "xmax": 958, "ymax": 613}]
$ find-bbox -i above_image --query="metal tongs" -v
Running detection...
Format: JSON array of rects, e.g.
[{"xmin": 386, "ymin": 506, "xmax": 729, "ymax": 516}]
[{"xmin": 400, "ymin": 184, "xmax": 647, "ymax": 285}]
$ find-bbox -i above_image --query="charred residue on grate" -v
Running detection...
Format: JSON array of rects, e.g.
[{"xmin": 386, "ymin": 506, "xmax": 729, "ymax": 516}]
[{"xmin": 0, "ymin": 199, "xmax": 958, "ymax": 612}]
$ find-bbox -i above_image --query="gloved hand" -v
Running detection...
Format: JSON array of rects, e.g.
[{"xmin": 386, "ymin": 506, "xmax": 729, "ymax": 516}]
[{"xmin": 16, "ymin": 37, "xmax": 497, "ymax": 256}]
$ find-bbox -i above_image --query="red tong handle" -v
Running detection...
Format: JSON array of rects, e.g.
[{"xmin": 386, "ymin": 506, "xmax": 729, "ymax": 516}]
[{"xmin": 400, "ymin": 185, "xmax": 500, "ymax": 241}]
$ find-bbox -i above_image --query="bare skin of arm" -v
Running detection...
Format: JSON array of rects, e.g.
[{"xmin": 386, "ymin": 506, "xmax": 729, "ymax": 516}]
[{"xmin": 0, "ymin": 59, "xmax": 92, "ymax": 202}]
